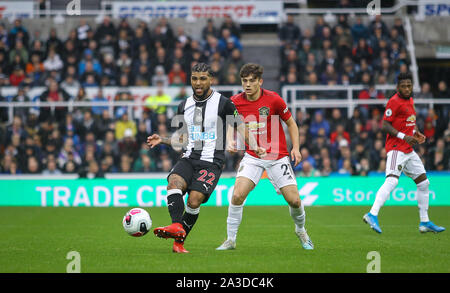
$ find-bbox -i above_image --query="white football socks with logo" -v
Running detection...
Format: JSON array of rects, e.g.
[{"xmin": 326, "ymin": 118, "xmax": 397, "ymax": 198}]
[
  {"xmin": 289, "ymin": 204, "xmax": 306, "ymax": 233},
  {"xmin": 416, "ymin": 179, "xmax": 430, "ymax": 222},
  {"xmin": 226, "ymin": 202, "xmax": 244, "ymax": 242},
  {"xmin": 370, "ymin": 176, "xmax": 398, "ymax": 216}
]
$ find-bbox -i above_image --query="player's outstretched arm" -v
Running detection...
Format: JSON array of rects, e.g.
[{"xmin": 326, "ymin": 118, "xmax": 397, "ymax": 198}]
[
  {"xmin": 147, "ymin": 134, "xmax": 172, "ymax": 148},
  {"xmin": 381, "ymin": 120, "xmax": 419, "ymax": 146}
]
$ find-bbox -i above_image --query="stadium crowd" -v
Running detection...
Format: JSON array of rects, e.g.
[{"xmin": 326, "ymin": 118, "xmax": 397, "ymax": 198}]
[{"xmin": 0, "ymin": 15, "xmax": 449, "ymax": 177}]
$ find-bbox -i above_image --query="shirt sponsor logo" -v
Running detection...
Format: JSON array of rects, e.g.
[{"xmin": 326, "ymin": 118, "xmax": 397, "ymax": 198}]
[{"xmin": 189, "ymin": 125, "xmax": 216, "ymax": 141}]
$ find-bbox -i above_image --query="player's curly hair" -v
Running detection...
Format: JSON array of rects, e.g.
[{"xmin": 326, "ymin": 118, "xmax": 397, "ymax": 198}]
[
  {"xmin": 397, "ymin": 72, "xmax": 413, "ymax": 85},
  {"xmin": 191, "ymin": 63, "xmax": 214, "ymax": 77},
  {"xmin": 239, "ymin": 63, "xmax": 264, "ymax": 79}
]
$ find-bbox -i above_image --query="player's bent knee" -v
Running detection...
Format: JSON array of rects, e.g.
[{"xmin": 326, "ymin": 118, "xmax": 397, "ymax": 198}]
[
  {"xmin": 187, "ymin": 191, "xmax": 205, "ymax": 209},
  {"xmin": 231, "ymin": 193, "xmax": 246, "ymax": 205},
  {"xmin": 385, "ymin": 176, "xmax": 399, "ymax": 188},
  {"xmin": 168, "ymin": 174, "xmax": 187, "ymax": 191},
  {"xmin": 417, "ymin": 178, "xmax": 430, "ymax": 190},
  {"xmin": 289, "ymin": 198, "xmax": 301, "ymax": 209}
]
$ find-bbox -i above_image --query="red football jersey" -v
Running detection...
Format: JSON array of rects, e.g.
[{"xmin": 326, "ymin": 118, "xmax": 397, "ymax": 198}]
[
  {"xmin": 383, "ymin": 93, "xmax": 416, "ymax": 154},
  {"xmin": 231, "ymin": 88, "xmax": 292, "ymax": 160}
]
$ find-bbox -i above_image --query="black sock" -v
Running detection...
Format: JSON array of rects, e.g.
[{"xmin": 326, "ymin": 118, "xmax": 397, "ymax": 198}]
[
  {"xmin": 167, "ymin": 193, "xmax": 184, "ymax": 224},
  {"xmin": 182, "ymin": 211, "xmax": 199, "ymax": 238}
]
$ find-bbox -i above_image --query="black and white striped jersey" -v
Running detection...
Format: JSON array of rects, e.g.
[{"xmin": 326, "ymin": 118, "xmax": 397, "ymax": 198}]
[{"xmin": 174, "ymin": 90, "xmax": 241, "ymax": 168}]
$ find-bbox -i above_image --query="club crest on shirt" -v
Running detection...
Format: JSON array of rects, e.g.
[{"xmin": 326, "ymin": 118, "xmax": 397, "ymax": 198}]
[
  {"xmin": 259, "ymin": 106, "xmax": 270, "ymax": 116},
  {"xmin": 398, "ymin": 165, "xmax": 403, "ymax": 171},
  {"xmin": 406, "ymin": 115, "xmax": 416, "ymax": 122}
]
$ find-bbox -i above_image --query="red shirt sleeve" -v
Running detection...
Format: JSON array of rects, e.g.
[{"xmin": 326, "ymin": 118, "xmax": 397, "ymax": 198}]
[
  {"xmin": 383, "ymin": 98, "xmax": 396, "ymax": 122},
  {"xmin": 273, "ymin": 95, "xmax": 292, "ymax": 122}
]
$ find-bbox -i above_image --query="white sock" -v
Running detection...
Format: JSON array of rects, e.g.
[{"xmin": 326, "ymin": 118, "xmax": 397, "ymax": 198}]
[
  {"xmin": 416, "ymin": 179, "xmax": 430, "ymax": 222},
  {"xmin": 370, "ymin": 176, "xmax": 398, "ymax": 216},
  {"xmin": 227, "ymin": 203, "xmax": 244, "ymax": 242},
  {"xmin": 289, "ymin": 204, "xmax": 306, "ymax": 233}
]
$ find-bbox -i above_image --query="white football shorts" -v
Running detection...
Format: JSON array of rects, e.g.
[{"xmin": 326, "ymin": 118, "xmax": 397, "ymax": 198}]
[
  {"xmin": 385, "ymin": 150, "xmax": 426, "ymax": 179},
  {"xmin": 236, "ymin": 153, "xmax": 297, "ymax": 194}
]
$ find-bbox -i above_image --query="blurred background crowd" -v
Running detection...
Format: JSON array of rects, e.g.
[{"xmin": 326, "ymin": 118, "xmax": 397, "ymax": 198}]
[{"xmin": 0, "ymin": 15, "xmax": 449, "ymax": 177}]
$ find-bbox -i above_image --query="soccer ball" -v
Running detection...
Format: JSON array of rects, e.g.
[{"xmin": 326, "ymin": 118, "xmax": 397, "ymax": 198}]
[{"xmin": 122, "ymin": 208, "xmax": 152, "ymax": 237}]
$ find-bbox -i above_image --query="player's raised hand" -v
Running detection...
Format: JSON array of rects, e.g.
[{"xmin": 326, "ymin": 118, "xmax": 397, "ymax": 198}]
[
  {"xmin": 291, "ymin": 149, "xmax": 302, "ymax": 167},
  {"xmin": 147, "ymin": 134, "xmax": 162, "ymax": 148},
  {"xmin": 255, "ymin": 146, "xmax": 267, "ymax": 158}
]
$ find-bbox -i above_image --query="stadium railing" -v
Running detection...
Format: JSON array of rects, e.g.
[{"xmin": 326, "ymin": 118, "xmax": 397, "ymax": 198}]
[{"xmin": 1, "ymin": 85, "xmax": 450, "ymax": 123}]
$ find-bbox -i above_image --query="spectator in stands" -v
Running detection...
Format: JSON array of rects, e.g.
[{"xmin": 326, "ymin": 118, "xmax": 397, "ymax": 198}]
[
  {"xmin": 320, "ymin": 63, "xmax": 339, "ymax": 85},
  {"xmin": 415, "ymin": 82, "xmax": 433, "ymax": 118},
  {"xmin": 39, "ymin": 79, "xmax": 71, "ymax": 122},
  {"xmin": 333, "ymin": 24, "xmax": 353, "ymax": 60},
  {"xmin": 9, "ymin": 66, "xmax": 26, "ymax": 86},
  {"xmin": 151, "ymin": 65, "xmax": 169, "ymax": 87},
  {"xmin": 118, "ymin": 128, "xmax": 139, "ymax": 160},
  {"xmin": 115, "ymin": 111, "xmax": 137, "ymax": 141},
  {"xmin": 0, "ymin": 23, "xmax": 8, "ymax": 47},
  {"xmin": 8, "ymin": 19, "xmax": 29, "ymax": 49},
  {"xmin": 218, "ymin": 28, "xmax": 242, "ymax": 58},
  {"xmin": 144, "ymin": 83, "xmax": 172, "ymax": 116},
  {"xmin": 351, "ymin": 17, "xmax": 369, "ymax": 43},
  {"xmin": 369, "ymin": 15, "xmax": 389, "ymax": 38},
  {"xmin": 352, "ymin": 38, "xmax": 373, "ymax": 65},
  {"xmin": 298, "ymin": 160, "xmax": 320, "ymax": 177},
  {"xmin": 330, "ymin": 123, "xmax": 351, "ymax": 146},
  {"xmin": 95, "ymin": 16, "xmax": 117, "ymax": 48},
  {"xmin": 131, "ymin": 26, "xmax": 151, "ymax": 59},
  {"xmin": 436, "ymin": 80, "xmax": 449, "ymax": 99},
  {"xmin": 279, "ymin": 14, "xmax": 301, "ymax": 54},
  {"xmin": 202, "ymin": 18, "xmax": 219, "ymax": 41},
  {"xmin": 43, "ymin": 48, "xmax": 64, "ymax": 73},
  {"xmin": 153, "ymin": 47, "xmax": 172, "ymax": 74},
  {"xmin": 310, "ymin": 110, "xmax": 330, "ymax": 138},
  {"xmin": 9, "ymin": 40, "xmax": 28, "ymax": 65},
  {"xmin": 168, "ymin": 62, "xmax": 187, "ymax": 86},
  {"xmin": 220, "ymin": 15, "xmax": 241, "ymax": 40},
  {"xmin": 57, "ymin": 137, "xmax": 82, "ymax": 169},
  {"xmin": 134, "ymin": 64, "xmax": 152, "ymax": 86},
  {"xmin": 42, "ymin": 157, "xmax": 62, "ymax": 175}
]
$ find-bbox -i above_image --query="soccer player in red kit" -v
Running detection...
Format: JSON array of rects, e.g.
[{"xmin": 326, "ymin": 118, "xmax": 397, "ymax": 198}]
[
  {"xmin": 363, "ymin": 72, "xmax": 445, "ymax": 234},
  {"xmin": 216, "ymin": 63, "xmax": 314, "ymax": 250}
]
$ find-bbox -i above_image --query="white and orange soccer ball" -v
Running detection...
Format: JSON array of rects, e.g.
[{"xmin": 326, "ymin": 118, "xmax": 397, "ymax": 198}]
[{"xmin": 122, "ymin": 208, "xmax": 152, "ymax": 237}]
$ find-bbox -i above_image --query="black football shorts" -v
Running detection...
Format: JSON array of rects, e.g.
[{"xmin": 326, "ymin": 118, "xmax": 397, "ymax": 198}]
[{"xmin": 168, "ymin": 158, "xmax": 222, "ymax": 203}]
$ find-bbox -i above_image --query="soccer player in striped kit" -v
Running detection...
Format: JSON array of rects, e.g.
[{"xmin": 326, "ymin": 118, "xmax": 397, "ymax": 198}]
[
  {"xmin": 147, "ymin": 63, "xmax": 266, "ymax": 253},
  {"xmin": 363, "ymin": 72, "xmax": 445, "ymax": 234}
]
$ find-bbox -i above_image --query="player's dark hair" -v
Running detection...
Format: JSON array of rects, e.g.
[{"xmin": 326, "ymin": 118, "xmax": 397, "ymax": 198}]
[
  {"xmin": 239, "ymin": 63, "xmax": 264, "ymax": 79},
  {"xmin": 191, "ymin": 63, "xmax": 214, "ymax": 77},
  {"xmin": 397, "ymin": 72, "xmax": 413, "ymax": 85}
]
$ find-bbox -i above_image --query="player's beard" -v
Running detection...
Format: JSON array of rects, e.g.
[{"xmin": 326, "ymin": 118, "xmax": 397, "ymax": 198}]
[{"xmin": 192, "ymin": 86, "xmax": 211, "ymax": 101}]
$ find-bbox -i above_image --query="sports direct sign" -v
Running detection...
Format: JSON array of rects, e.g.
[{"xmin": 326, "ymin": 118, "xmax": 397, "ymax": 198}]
[
  {"xmin": 0, "ymin": 1, "xmax": 34, "ymax": 19},
  {"xmin": 0, "ymin": 177, "xmax": 449, "ymax": 207},
  {"xmin": 112, "ymin": 1, "xmax": 283, "ymax": 23}
]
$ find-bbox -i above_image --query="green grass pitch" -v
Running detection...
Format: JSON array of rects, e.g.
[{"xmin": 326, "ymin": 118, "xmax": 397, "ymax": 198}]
[{"xmin": 0, "ymin": 206, "xmax": 448, "ymax": 273}]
